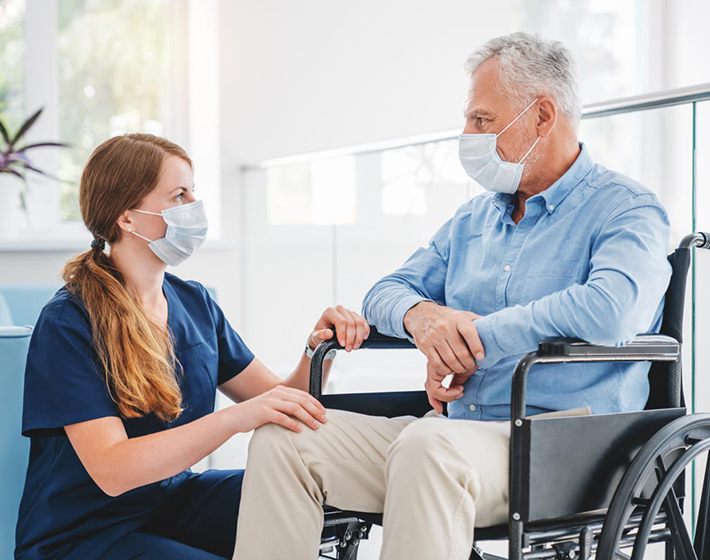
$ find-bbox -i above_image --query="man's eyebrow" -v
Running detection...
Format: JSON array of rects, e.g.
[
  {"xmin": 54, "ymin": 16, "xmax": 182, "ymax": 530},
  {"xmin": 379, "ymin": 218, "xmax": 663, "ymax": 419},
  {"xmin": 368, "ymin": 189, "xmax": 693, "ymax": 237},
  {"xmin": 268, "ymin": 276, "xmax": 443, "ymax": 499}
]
[{"xmin": 464, "ymin": 107, "xmax": 493, "ymax": 119}]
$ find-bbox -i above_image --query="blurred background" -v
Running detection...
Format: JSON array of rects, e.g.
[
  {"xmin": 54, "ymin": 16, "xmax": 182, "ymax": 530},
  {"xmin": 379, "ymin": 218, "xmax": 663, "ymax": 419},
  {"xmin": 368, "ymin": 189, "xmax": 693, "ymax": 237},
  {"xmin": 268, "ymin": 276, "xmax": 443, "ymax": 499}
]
[{"xmin": 1, "ymin": 1, "xmax": 710, "ymax": 557}]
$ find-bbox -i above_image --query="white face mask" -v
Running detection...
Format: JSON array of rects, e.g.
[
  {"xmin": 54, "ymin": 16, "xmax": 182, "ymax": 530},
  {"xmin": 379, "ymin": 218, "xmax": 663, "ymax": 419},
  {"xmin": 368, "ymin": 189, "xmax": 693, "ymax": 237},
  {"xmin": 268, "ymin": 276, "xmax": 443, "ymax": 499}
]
[
  {"xmin": 130, "ymin": 199, "xmax": 208, "ymax": 266},
  {"xmin": 458, "ymin": 97, "xmax": 541, "ymax": 194}
]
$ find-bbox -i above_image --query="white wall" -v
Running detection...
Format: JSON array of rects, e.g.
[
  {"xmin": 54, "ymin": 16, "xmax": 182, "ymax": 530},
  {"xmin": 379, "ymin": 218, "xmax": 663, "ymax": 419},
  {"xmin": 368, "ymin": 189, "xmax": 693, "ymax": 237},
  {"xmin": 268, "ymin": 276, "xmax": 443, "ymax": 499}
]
[{"xmin": 219, "ymin": 0, "xmax": 518, "ymax": 164}]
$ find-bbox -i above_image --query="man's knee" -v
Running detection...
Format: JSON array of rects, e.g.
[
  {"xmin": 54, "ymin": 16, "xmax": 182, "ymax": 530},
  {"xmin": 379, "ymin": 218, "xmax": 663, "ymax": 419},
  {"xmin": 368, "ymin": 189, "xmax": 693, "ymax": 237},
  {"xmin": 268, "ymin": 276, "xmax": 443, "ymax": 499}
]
[
  {"xmin": 387, "ymin": 417, "xmax": 452, "ymax": 464},
  {"xmin": 248, "ymin": 408, "xmax": 343, "ymax": 456}
]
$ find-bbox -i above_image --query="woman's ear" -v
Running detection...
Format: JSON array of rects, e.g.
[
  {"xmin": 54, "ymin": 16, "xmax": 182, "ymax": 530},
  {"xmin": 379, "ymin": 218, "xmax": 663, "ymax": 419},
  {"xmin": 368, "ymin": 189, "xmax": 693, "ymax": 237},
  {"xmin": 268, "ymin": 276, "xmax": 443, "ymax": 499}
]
[
  {"xmin": 116, "ymin": 210, "xmax": 135, "ymax": 235},
  {"xmin": 536, "ymin": 96, "xmax": 557, "ymax": 138}
]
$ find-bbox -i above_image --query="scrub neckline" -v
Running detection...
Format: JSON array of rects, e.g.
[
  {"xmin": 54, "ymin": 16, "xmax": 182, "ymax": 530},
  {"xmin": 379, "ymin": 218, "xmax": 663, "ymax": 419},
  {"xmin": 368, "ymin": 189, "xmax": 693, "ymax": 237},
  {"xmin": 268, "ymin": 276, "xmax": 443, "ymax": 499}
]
[{"xmin": 161, "ymin": 274, "xmax": 174, "ymax": 337}]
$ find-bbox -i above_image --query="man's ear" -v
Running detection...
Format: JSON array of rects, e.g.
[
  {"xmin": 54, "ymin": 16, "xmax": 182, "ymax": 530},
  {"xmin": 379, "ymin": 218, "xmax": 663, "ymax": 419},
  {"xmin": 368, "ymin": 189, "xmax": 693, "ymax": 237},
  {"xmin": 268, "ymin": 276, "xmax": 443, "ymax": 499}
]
[{"xmin": 536, "ymin": 96, "xmax": 557, "ymax": 138}]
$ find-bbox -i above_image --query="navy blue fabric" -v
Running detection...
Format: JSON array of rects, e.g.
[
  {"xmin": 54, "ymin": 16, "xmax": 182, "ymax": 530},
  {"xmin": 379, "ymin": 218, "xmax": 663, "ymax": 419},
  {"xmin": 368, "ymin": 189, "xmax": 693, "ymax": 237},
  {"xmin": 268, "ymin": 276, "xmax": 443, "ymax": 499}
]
[
  {"xmin": 15, "ymin": 272, "xmax": 254, "ymax": 560},
  {"xmin": 98, "ymin": 469, "xmax": 244, "ymax": 560}
]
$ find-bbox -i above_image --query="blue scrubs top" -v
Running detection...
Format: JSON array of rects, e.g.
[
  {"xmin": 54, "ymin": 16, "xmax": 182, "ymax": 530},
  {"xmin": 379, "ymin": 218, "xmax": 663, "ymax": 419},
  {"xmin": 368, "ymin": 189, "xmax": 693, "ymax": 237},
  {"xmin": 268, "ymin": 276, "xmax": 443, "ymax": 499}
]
[{"xmin": 14, "ymin": 272, "xmax": 254, "ymax": 560}]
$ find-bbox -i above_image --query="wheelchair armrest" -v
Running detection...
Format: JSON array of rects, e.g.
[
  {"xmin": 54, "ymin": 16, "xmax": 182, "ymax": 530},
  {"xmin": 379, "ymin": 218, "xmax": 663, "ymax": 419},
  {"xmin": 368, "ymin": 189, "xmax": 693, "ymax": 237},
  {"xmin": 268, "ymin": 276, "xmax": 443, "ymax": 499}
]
[
  {"xmin": 512, "ymin": 333, "xmax": 681, "ymax": 424},
  {"xmin": 358, "ymin": 327, "xmax": 416, "ymax": 350},
  {"xmin": 537, "ymin": 334, "xmax": 680, "ymax": 358},
  {"xmin": 309, "ymin": 325, "xmax": 415, "ymax": 398}
]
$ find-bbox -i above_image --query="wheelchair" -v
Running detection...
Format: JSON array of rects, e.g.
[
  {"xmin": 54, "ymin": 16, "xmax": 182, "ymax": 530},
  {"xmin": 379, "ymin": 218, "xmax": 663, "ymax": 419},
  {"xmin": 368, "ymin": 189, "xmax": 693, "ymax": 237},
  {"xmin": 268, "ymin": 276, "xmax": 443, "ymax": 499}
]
[{"xmin": 310, "ymin": 232, "xmax": 710, "ymax": 560}]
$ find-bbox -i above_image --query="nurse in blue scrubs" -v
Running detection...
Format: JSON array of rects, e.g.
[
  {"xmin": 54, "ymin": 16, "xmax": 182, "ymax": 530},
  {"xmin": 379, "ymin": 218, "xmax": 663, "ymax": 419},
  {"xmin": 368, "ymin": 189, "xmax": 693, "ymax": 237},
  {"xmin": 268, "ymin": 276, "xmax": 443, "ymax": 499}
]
[{"xmin": 14, "ymin": 133, "xmax": 369, "ymax": 560}]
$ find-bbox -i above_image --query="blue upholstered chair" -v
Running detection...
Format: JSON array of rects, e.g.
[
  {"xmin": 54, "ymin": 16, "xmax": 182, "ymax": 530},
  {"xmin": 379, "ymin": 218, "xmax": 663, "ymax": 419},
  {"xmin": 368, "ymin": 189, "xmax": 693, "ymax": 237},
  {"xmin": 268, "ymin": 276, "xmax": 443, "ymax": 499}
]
[{"xmin": 0, "ymin": 283, "xmax": 61, "ymax": 559}]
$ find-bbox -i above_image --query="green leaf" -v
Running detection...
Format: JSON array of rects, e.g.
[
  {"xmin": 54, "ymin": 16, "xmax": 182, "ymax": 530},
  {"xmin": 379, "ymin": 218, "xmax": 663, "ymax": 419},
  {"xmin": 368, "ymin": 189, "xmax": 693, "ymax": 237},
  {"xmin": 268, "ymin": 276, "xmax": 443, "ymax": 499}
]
[
  {"xmin": 1, "ymin": 168, "xmax": 25, "ymax": 181},
  {"xmin": 0, "ymin": 120, "xmax": 11, "ymax": 147},
  {"xmin": 17, "ymin": 161, "xmax": 61, "ymax": 181},
  {"xmin": 16, "ymin": 141, "xmax": 71, "ymax": 152},
  {"xmin": 11, "ymin": 107, "xmax": 44, "ymax": 148}
]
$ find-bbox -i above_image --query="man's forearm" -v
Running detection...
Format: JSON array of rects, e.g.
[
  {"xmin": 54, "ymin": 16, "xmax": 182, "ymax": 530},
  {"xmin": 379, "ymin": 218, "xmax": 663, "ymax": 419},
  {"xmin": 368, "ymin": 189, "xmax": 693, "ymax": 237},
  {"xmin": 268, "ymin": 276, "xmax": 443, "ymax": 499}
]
[{"xmin": 363, "ymin": 280, "xmax": 431, "ymax": 340}]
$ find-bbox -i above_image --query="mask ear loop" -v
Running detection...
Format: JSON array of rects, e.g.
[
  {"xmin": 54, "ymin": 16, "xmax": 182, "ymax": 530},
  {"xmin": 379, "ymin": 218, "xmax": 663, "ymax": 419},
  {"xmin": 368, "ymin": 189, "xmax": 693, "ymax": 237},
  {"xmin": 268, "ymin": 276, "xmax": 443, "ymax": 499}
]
[
  {"xmin": 129, "ymin": 208, "xmax": 161, "ymax": 243},
  {"xmin": 495, "ymin": 97, "xmax": 540, "ymax": 138},
  {"xmin": 130, "ymin": 230, "xmax": 155, "ymax": 243},
  {"xmin": 518, "ymin": 135, "xmax": 541, "ymax": 164}
]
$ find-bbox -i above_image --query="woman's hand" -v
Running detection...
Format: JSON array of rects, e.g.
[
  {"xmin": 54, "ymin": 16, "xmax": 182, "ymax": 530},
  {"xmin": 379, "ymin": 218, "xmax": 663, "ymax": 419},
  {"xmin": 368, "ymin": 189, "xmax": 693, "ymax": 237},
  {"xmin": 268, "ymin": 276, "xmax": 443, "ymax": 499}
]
[
  {"xmin": 308, "ymin": 305, "xmax": 370, "ymax": 353},
  {"xmin": 229, "ymin": 385, "xmax": 328, "ymax": 434}
]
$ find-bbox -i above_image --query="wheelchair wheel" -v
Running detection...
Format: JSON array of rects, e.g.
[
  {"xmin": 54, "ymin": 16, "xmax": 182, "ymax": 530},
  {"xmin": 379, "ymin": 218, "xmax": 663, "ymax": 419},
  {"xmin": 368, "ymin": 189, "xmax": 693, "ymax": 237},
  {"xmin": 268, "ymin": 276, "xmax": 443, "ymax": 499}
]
[{"xmin": 596, "ymin": 413, "xmax": 710, "ymax": 560}]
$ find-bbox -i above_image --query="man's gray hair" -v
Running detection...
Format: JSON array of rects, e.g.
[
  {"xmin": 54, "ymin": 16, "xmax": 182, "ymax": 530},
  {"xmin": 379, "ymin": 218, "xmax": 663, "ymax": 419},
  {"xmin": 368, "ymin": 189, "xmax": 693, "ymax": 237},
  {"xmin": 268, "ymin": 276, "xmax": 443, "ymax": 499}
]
[{"xmin": 465, "ymin": 32, "xmax": 581, "ymax": 130}]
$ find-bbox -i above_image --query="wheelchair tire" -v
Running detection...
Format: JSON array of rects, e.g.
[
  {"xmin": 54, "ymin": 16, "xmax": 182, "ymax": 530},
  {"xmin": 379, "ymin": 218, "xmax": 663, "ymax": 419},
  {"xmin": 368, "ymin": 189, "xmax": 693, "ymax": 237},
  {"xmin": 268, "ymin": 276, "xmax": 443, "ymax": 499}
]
[{"xmin": 596, "ymin": 413, "xmax": 710, "ymax": 560}]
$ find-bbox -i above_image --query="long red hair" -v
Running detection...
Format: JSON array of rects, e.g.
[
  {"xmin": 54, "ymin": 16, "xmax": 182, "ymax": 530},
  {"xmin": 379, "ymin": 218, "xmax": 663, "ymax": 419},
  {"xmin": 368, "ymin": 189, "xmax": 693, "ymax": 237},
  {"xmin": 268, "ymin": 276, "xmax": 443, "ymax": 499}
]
[{"xmin": 62, "ymin": 133, "xmax": 192, "ymax": 422}]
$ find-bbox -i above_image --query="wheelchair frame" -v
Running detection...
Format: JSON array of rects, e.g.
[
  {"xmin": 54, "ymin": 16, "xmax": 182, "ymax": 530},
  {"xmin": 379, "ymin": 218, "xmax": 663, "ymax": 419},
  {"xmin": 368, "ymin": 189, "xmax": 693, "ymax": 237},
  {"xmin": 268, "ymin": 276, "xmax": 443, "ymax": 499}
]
[{"xmin": 311, "ymin": 232, "xmax": 710, "ymax": 560}]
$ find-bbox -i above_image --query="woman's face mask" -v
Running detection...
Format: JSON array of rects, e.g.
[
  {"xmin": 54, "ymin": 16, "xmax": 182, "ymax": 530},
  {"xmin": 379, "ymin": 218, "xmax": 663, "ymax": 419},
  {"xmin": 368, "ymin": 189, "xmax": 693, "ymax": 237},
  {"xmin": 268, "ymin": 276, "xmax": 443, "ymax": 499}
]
[
  {"xmin": 458, "ymin": 97, "xmax": 541, "ymax": 194},
  {"xmin": 130, "ymin": 199, "xmax": 209, "ymax": 267}
]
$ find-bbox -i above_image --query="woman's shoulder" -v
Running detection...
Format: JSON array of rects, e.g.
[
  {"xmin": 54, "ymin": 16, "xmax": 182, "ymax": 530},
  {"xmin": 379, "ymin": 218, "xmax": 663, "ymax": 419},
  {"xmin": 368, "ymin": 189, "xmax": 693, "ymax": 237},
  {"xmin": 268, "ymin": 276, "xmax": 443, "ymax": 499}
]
[
  {"xmin": 36, "ymin": 285, "xmax": 91, "ymax": 330},
  {"xmin": 164, "ymin": 272, "xmax": 211, "ymax": 302}
]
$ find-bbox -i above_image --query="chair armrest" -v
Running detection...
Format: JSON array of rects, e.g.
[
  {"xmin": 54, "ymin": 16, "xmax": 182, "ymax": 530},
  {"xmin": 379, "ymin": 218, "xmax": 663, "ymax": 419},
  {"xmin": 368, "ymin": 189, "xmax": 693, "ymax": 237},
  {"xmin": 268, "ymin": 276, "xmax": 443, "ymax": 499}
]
[
  {"xmin": 537, "ymin": 334, "xmax": 680, "ymax": 358},
  {"xmin": 309, "ymin": 326, "xmax": 415, "ymax": 398}
]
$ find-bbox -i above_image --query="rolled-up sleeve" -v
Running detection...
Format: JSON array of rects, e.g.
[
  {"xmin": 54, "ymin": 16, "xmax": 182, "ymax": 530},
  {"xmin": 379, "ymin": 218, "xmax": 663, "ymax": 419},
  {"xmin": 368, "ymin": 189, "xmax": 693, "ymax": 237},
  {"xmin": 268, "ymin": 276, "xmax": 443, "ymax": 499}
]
[
  {"xmin": 474, "ymin": 194, "xmax": 672, "ymax": 369},
  {"xmin": 362, "ymin": 217, "xmax": 452, "ymax": 340}
]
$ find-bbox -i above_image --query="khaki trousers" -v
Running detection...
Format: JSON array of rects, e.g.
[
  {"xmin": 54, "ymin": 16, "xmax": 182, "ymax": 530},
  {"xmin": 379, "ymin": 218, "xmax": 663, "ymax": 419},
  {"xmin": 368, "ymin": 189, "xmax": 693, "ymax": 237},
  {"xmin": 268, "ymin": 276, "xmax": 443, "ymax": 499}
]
[{"xmin": 232, "ymin": 405, "xmax": 591, "ymax": 560}]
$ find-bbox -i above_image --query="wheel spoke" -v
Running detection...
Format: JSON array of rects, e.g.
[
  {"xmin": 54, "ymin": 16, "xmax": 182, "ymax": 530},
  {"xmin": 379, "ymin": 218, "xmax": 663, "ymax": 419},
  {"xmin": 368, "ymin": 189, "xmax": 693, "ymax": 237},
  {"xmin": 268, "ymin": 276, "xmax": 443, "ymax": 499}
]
[
  {"xmin": 665, "ymin": 486, "xmax": 698, "ymax": 560},
  {"xmin": 695, "ymin": 452, "xmax": 710, "ymax": 560}
]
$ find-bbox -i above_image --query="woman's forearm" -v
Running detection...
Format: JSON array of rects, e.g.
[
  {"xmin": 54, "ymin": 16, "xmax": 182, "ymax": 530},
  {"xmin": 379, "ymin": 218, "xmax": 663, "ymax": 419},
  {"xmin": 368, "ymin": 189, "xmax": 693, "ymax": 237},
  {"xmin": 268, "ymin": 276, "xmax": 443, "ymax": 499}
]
[{"xmin": 102, "ymin": 405, "xmax": 236, "ymax": 497}]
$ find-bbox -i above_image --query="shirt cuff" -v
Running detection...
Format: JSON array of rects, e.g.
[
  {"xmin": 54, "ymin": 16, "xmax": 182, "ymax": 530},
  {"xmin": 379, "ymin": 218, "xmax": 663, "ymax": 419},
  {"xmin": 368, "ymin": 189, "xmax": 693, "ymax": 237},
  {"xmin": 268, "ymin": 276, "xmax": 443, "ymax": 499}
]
[
  {"xmin": 391, "ymin": 295, "xmax": 432, "ymax": 341},
  {"xmin": 473, "ymin": 314, "xmax": 505, "ymax": 369}
]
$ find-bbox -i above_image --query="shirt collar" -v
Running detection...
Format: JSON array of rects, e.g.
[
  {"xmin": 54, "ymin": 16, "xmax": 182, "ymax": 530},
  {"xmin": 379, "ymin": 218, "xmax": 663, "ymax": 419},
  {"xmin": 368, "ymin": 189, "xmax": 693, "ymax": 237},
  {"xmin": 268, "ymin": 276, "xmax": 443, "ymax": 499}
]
[{"xmin": 491, "ymin": 142, "xmax": 594, "ymax": 216}]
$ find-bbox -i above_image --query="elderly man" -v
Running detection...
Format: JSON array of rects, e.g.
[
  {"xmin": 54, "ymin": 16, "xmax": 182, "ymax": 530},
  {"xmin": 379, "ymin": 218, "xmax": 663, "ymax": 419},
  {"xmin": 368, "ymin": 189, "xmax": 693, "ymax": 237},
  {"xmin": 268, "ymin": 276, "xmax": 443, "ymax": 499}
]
[{"xmin": 232, "ymin": 32, "xmax": 671, "ymax": 560}]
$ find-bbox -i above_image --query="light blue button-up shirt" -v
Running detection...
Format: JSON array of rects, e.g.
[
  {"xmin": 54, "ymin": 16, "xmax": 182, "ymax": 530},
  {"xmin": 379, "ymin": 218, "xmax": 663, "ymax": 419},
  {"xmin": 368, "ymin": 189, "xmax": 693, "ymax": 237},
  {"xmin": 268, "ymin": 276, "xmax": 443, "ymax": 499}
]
[{"xmin": 362, "ymin": 143, "xmax": 672, "ymax": 421}]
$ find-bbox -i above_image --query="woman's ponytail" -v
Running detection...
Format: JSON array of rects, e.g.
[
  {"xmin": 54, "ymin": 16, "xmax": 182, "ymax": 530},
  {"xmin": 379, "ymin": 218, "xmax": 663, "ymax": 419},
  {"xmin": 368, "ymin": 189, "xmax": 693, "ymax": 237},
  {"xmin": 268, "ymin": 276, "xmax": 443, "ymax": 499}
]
[{"xmin": 60, "ymin": 134, "xmax": 193, "ymax": 422}]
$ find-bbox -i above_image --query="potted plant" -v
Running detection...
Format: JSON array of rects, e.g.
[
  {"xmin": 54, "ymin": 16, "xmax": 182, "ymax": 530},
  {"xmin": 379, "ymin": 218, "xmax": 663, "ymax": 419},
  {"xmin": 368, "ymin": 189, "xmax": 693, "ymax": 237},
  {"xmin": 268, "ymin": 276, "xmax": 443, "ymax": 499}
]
[{"xmin": 0, "ymin": 107, "xmax": 70, "ymax": 238}]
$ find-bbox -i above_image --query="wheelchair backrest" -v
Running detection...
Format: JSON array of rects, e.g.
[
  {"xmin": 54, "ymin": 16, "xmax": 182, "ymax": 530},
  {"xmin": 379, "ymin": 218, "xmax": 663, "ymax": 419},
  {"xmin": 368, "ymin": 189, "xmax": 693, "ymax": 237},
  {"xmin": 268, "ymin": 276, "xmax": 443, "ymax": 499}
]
[{"xmin": 645, "ymin": 244, "xmax": 692, "ymax": 410}]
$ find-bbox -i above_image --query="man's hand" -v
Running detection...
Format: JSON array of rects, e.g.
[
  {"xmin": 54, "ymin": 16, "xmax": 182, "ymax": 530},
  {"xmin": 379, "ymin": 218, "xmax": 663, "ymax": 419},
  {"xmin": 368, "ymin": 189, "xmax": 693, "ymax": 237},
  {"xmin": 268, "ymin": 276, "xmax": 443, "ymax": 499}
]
[
  {"xmin": 425, "ymin": 361, "xmax": 480, "ymax": 414},
  {"xmin": 404, "ymin": 301, "xmax": 485, "ymax": 376}
]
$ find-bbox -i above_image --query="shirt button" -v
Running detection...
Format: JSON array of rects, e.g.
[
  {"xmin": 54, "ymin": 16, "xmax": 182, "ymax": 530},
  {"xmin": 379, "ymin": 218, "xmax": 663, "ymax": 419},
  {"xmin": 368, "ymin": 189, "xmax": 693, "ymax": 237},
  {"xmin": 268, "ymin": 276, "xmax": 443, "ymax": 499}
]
[
  {"xmin": 504, "ymin": 265, "xmax": 511, "ymax": 272},
  {"xmin": 469, "ymin": 404, "xmax": 477, "ymax": 411},
  {"xmin": 548, "ymin": 204, "xmax": 555, "ymax": 211}
]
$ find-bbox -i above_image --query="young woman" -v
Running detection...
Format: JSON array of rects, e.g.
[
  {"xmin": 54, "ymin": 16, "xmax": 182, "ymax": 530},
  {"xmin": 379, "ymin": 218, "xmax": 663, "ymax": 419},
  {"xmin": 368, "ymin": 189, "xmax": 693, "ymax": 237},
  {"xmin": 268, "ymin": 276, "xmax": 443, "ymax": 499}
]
[{"xmin": 14, "ymin": 133, "xmax": 369, "ymax": 560}]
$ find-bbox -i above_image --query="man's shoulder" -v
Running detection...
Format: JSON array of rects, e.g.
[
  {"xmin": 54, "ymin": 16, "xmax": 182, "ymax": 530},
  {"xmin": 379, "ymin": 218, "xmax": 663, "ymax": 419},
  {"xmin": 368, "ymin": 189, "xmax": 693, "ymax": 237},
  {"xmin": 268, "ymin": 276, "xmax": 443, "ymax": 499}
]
[{"xmin": 585, "ymin": 163, "xmax": 662, "ymax": 206}]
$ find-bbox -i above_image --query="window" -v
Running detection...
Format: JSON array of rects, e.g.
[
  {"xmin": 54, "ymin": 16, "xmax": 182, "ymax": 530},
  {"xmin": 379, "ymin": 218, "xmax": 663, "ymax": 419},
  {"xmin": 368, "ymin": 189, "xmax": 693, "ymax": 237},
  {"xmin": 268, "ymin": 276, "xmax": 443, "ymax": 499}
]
[
  {"xmin": 0, "ymin": 0, "xmax": 24, "ymax": 132},
  {"xmin": 0, "ymin": 0, "xmax": 221, "ymax": 242},
  {"xmin": 266, "ymin": 156, "xmax": 357, "ymax": 226},
  {"xmin": 56, "ymin": 0, "xmax": 172, "ymax": 221}
]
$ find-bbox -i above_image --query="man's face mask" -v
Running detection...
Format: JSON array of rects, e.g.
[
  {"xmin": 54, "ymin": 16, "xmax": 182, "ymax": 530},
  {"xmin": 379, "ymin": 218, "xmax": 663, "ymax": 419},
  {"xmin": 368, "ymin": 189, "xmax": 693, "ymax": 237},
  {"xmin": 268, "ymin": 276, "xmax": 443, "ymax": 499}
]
[
  {"xmin": 458, "ymin": 97, "xmax": 541, "ymax": 194},
  {"xmin": 130, "ymin": 199, "xmax": 209, "ymax": 267}
]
